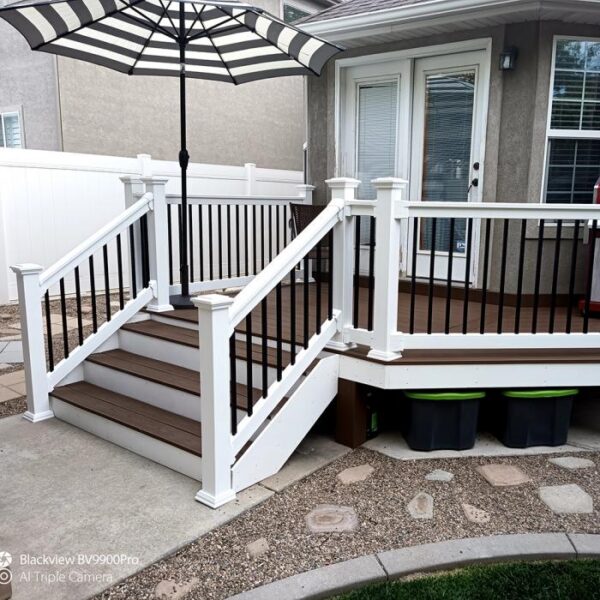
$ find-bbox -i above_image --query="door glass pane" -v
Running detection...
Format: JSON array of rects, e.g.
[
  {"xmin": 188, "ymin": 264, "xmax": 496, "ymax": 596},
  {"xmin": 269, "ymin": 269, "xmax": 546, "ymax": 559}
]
[
  {"xmin": 2, "ymin": 113, "xmax": 22, "ymax": 148},
  {"xmin": 420, "ymin": 71, "xmax": 475, "ymax": 254}
]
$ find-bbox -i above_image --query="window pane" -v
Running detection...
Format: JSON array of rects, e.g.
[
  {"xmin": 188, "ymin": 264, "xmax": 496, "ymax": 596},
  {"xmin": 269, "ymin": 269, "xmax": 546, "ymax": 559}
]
[
  {"xmin": 587, "ymin": 42, "xmax": 600, "ymax": 71},
  {"xmin": 582, "ymin": 102, "xmax": 600, "ymax": 130},
  {"xmin": 1, "ymin": 113, "xmax": 21, "ymax": 148},
  {"xmin": 553, "ymin": 70, "xmax": 584, "ymax": 100},
  {"xmin": 0, "ymin": 118, "xmax": 4, "ymax": 148},
  {"xmin": 551, "ymin": 101, "xmax": 582, "ymax": 129},
  {"xmin": 585, "ymin": 72, "xmax": 600, "ymax": 99},
  {"xmin": 283, "ymin": 4, "xmax": 310, "ymax": 23},
  {"xmin": 556, "ymin": 40, "xmax": 587, "ymax": 69},
  {"xmin": 546, "ymin": 138, "xmax": 600, "ymax": 204}
]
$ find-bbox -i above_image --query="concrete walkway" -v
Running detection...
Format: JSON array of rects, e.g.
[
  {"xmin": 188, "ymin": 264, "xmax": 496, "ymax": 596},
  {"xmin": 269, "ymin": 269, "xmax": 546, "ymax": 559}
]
[
  {"xmin": 229, "ymin": 533, "xmax": 600, "ymax": 600},
  {"xmin": 0, "ymin": 415, "xmax": 348, "ymax": 600}
]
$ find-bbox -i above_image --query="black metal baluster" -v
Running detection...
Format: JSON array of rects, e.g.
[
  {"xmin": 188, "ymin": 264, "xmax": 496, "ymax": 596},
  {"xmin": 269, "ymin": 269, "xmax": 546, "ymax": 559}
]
[
  {"xmin": 566, "ymin": 220, "xmax": 580, "ymax": 334},
  {"xmin": 226, "ymin": 204, "xmax": 232, "ymax": 279},
  {"xmin": 141, "ymin": 215, "xmax": 150, "ymax": 287},
  {"xmin": 128, "ymin": 225, "xmax": 137, "ymax": 299},
  {"xmin": 445, "ymin": 218, "xmax": 455, "ymax": 334},
  {"xmin": 218, "ymin": 205, "xmax": 223, "ymax": 280},
  {"xmin": 116, "ymin": 234, "xmax": 124, "ymax": 310},
  {"xmin": 276, "ymin": 283, "xmax": 283, "ymax": 380},
  {"xmin": 229, "ymin": 336, "xmax": 238, "ymax": 434},
  {"xmin": 261, "ymin": 205, "xmax": 265, "ymax": 269},
  {"xmin": 353, "ymin": 216, "xmax": 361, "ymax": 329},
  {"xmin": 89, "ymin": 255, "xmax": 98, "ymax": 332},
  {"xmin": 44, "ymin": 290, "xmax": 54, "ymax": 371},
  {"xmin": 462, "ymin": 219, "xmax": 473, "ymax": 334},
  {"xmin": 269, "ymin": 205, "xmax": 273, "ymax": 262},
  {"xmin": 367, "ymin": 217, "xmax": 375, "ymax": 331},
  {"xmin": 316, "ymin": 240, "xmax": 322, "ymax": 333},
  {"xmin": 290, "ymin": 265, "xmax": 297, "ymax": 364},
  {"xmin": 244, "ymin": 205, "xmax": 249, "ymax": 277},
  {"xmin": 59, "ymin": 277, "xmax": 69, "ymax": 359},
  {"xmin": 245, "ymin": 313, "xmax": 254, "ymax": 416},
  {"xmin": 480, "ymin": 219, "xmax": 492, "ymax": 334},
  {"xmin": 328, "ymin": 229, "xmax": 334, "ymax": 320},
  {"xmin": 103, "ymin": 244, "xmax": 111, "ymax": 322},
  {"xmin": 276, "ymin": 205, "xmax": 281, "ymax": 254},
  {"xmin": 177, "ymin": 204, "xmax": 183, "ymax": 285},
  {"xmin": 497, "ymin": 220, "xmax": 510, "ymax": 334},
  {"xmin": 410, "ymin": 218, "xmax": 418, "ymax": 334},
  {"xmin": 208, "ymin": 204, "xmax": 214, "ymax": 281},
  {"xmin": 514, "ymin": 220, "xmax": 527, "ymax": 334},
  {"xmin": 261, "ymin": 297, "xmax": 268, "ymax": 397},
  {"xmin": 583, "ymin": 220, "xmax": 598, "ymax": 334},
  {"xmin": 532, "ymin": 219, "xmax": 545, "ymax": 334},
  {"xmin": 74, "ymin": 266, "xmax": 84, "ymax": 346},
  {"xmin": 304, "ymin": 254, "xmax": 310, "ymax": 348},
  {"xmin": 168, "ymin": 205, "xmax": 173, "ymax": 285},
  {"xmin": 549, "ymin": 220, "xmax": 563, "ymax": 334},
  {"xmin": 253, "ymin": 205, "xmax": 258, "ymax": 275},
  {"xmin": 284, "ymin": 205, "xmax": 289, "ymax": 247},
  {"xmin": 198, "ymin": 205, "xmax": 204, "ymax": 282},
  {"xmin": 236, "ymin": 204, "xmax": 241, "ymax": 277},
  {"xmin": 188, "ymin": 205, "xmax": 194, "ymax": 283},
  {"xmin": 427, "ymin": 218, "xmax": 437, "ymax": 334}
]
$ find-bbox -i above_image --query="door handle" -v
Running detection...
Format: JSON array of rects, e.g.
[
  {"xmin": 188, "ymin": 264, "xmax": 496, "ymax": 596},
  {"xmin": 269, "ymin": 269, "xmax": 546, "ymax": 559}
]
[{"xmin": 467, "ymin": 178, "xmax": 479, "ymax": 194}]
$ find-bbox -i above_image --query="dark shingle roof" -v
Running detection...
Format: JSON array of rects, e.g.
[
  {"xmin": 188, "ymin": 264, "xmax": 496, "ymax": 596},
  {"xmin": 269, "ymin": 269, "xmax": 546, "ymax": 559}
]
[{"xmin": 300, "ymin": 0, "xmax": 429, "ymax": 23}]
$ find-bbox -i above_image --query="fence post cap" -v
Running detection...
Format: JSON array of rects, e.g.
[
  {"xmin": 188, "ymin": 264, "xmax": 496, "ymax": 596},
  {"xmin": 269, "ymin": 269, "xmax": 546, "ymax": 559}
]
[
  {"xmin": 192, "ymin": 294, "xmax": 234, "ymax": 311},
  {"xmin": 140, "ymin": 176, "xmax": 169, "ymax": 185},
  {"xmin": 372, "ymin": 177, "xmax": 409, "ymax": 189},
  {"xmin": 120, "ymin": 175, "xmax": 143, "ymax": 184},
  {"xmin": 326, "ymin": 178, "xmax": 361, "ymax": 189},
  {"xmin": 10, "ymin": 263, "xmax": 43, "ymax": 275}
]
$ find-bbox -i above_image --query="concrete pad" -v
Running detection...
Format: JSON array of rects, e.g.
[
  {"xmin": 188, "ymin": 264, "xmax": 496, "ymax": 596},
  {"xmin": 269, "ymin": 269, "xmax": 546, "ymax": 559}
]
[
  {"xmin": 0, "ymin": 387, "xmax": 20, "ymax": 403},
  {"xmin": 462, "ymin": 503, "xmax": 490, "ymax": 525},
  {"xmin": 363, "ymin": 432, "xmax": 583, "ymax": 460},
  {"xmin": 377, "ymin": 534, "xmax": 575, "ymax": 578},
  {"xmin": 0, "ymin": 416, "xmax": 272, "ymax": 600},
  {"xmin": 337, "ymin": 464, "xmax": 374, "ymax": 485},
  {"xmin": 477, "ymin": 464, "xmax": 531, "ymax": 487},
  {"xmin": 568, "ymin": 534, "xmax": 600, "ymax": 558},
  {"xmin": 407, "ymin": 493, "xmax": 433, "ymax": 519},
  {"xmin": 0, "ymin": 342, "xmax": 23, "ymax": 364},
  {"xmin": 539, "ymin": 484, "xmax": 593, "ymax": 514},
  {"xmin": 549, "ymin": 456, "xmax": 595, "ymax": 470},
  {"xmin": 7, "ymin": 382, "xmax": 26, "ymax": 396},
  {"xmin": 228, "ymin": 555, "xmax": 386, "ymax": 600},
  {"xmin": 246, "ymin": 538, "xmax": 269, "ymax": 559},
  {"xmin": 425, "ymin": 469, "xmax": 454, "ymax": 482},
  {"xmin": 568, "ymin": 428, "xmax": 600, "ymax": 451},
  {"xmin": 0, "ymin": 371, "xmax": 24, "ymax": 386},
  {"xmin": 260, "ymin": 435, "xmax": 350, "ymax": 492},
  {"xmin": 306, "ymin": 505, "xmax": 359, "ymax": 533}
]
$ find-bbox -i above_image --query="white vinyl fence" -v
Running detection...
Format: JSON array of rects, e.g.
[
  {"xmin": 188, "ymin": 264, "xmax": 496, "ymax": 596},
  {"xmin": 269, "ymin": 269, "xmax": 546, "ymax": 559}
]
[{"xmin": 0, "ymin": 149, "xmax": 303, "ymax": 303}]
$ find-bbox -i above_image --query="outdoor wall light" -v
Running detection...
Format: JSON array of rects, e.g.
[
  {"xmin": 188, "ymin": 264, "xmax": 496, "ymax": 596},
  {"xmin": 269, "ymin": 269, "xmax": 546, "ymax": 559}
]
[{"xmin": 500, "ymin": 47, "xmax": 519, "ymax": 71}]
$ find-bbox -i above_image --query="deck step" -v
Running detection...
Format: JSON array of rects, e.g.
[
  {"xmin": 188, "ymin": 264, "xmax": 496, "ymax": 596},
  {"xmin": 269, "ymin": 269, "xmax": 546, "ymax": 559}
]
[
  {"xmin": 86, "ymin": 349, "xmax": 262, "ymax": 409},
  {"xmin": 51, "ymin": 382, "xmax": 202, "ymax": 456},
  {"xmin": 121, "ymin": 320, "xmax": 290, "ymax": 367}
]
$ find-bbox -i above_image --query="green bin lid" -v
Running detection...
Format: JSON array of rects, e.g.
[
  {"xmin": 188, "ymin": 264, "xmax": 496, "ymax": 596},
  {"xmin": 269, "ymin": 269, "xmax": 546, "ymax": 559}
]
[
  {"xmin": 405, "ymin": 391, "xmax": 486, "ymax": 401},
  {"xmin": 502, "ymin": 389, "xmax": 578, "ymax": 399}
]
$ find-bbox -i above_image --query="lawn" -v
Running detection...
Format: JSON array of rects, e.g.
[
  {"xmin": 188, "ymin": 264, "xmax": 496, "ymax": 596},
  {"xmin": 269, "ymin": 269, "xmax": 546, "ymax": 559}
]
[{"xmin": 334, "ymin": 560, "xmax": 600, "ymax": 600}]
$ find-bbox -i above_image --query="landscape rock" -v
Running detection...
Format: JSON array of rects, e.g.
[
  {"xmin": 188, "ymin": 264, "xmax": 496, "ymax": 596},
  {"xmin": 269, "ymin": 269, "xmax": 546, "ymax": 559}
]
[
  {"xmin": 425, "ymin": 469, "xmax": 454, "ymax": 482},
  {"xmin": 407, "ymin": 492, "xmax": 434, "ymax": 519},
  {"xmin": 539, "ymin": 484, "xmax": 593, "ymax": 514},
  {"xmin": 306, "ymin": 505, "xmax": 359, "ymax": 533},
  {"xmin": 337, "ymin": 464, "xmax": 374, "ymax": 484},
  {"xmin": 477, "ymin": 464, "xmax": 531, "ymax": 487},
  {"xmin": 154, "ymin": 578, "xmax": 199, "ymax": 599},
  {"xmin": 246, "ymin": 538, "xmax": 269, "ymax": 559},
  {"xmin": 462, "ymin": 503, "xmax": 491, "ymax": 524},
  {"xmin": 548, "ymin": 456, "xmax": 595, "ymax": 470}
]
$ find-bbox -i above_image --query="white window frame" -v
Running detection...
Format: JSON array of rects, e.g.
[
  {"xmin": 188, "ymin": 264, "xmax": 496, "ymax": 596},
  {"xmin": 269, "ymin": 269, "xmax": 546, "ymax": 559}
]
[
  {"xmin": 0, "ymin": 106, "xmax": 25, "ymax": 149},
  {"xmin": 541, "ymin": 35, "xmax": 600, "ymax": 205},
  {"xmin": 280, "ymin": 0, "xmax": 313, "ymax": 23}
]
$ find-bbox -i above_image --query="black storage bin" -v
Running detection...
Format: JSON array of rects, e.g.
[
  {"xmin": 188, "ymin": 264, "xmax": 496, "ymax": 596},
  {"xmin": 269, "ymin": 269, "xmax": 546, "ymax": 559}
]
[
  {"xmin": 496, "ymin": 389, "xmax": 577, "ymax": 448},
  {"xmin": 403, "ymin": 391, "xmax": 484, "ymax": 451}
]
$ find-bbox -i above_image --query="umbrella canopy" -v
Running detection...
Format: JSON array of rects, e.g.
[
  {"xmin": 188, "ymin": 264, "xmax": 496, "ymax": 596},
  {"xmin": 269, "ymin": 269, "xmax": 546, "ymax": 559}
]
[
  {"xmin": 0, "ymin": 0, "xmax": 343, "ymax": 306},
  {"xmin": 0, "ymin": 0, "xmax": 341, "ymax": 83}
]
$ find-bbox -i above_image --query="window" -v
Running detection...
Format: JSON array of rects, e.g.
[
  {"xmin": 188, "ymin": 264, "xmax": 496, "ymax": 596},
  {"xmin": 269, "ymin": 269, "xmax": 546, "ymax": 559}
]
[
  {"xmin": 545, "ymin": 39, "xmax": 600, "ymax": 204},
  {"xmin": 283, "ymin": 3, "xmax": 310, "ymax": 23},
  {"xmin": 0, "ymin": 111, "xmax": 23, "ymax": 149}
]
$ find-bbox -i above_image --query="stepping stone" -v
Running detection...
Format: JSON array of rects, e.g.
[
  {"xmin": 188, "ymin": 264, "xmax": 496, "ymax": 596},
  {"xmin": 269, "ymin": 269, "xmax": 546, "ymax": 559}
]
[
  {"xmin": 425, "ymin": 469, "xmax": 454, "ymax": 482},
  {"xmin": 539, "ymin": 484, "xmax": 593, "ymax": 514},
  {"xmin": 549, "ymin": 457, "xmax": 595, "ymax": 470},
  {"xmin": 462, "ymin": 503, "xmax": 490, "ymax": 524},
  {"xmin": 154, "ymin": 578, "xmax": 199, "ymax": 600},
  {"xmin": 306, "ymin": 505, "xmax": 359, "ymax": 533},
  {"xmin": 337, "ymin": 464, "xmax": 374, "ymax": 484},
  {"xmin": 477, "ymin": 464, "xmax": 531, "ymax": 487},
  {"xmin": 246, "ymin": 538, "xmax": 269, "ymax": 559},
  {"xmin": 407, "ymin": 492, "xmax": 434, "ymax": 519}
]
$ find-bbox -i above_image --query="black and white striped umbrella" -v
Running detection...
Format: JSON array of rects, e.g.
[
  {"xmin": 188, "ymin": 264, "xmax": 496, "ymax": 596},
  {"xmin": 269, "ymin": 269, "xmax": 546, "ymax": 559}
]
[{"xmin": 0, "ymin": 0, "xmax": 343, "ymax": 306}]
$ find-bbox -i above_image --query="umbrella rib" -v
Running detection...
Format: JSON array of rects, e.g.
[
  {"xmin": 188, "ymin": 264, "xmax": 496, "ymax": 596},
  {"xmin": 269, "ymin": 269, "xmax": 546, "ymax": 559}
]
[
  {"xmin": 121, "ymin": 1, "xmax": 178, "ymax": 40},
  {"xmin": 127, "ymin": 1, "xmax": 171, "ymax": 74},
  {"xmin": 184, "ymin": 2, "xmax": 204, "ymax": 39},
  {"xmin": 158, "ymin": 0, "xmax": 177, "ymax": 37}
]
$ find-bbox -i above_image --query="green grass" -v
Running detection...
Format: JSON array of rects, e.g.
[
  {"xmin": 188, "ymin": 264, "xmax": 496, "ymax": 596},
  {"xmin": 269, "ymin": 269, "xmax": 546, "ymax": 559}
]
[{"xmin": 334, "ymin": 560, "xmax": 600, "ymax": 600}]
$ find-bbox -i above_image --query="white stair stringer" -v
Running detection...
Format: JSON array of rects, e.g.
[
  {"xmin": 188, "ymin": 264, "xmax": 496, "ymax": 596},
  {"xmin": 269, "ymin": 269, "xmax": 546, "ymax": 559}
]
[{"xmin": 231, "ymin": 354, "xmax": 339, "ymax": 492}]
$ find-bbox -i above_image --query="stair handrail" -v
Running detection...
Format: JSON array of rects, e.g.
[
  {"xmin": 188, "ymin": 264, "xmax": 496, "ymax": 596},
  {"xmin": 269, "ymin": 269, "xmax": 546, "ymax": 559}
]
[
  {"xmin": 228, "ymin": 197, "xmax": 345, "ymax": 327},
  {"xmin": 39, "ymin": 193, "xmax": 154, "ymax": 291}
]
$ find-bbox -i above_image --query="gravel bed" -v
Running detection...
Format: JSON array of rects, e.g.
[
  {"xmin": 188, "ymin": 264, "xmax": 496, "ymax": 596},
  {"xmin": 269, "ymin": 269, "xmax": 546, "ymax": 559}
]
[
  {"xmin": 95, "ymin": 447, "xmax": 600, "ymax": 600},
  {"xmin": 0, "ymin": 396, "xmax": 26, "ymax": 419}
]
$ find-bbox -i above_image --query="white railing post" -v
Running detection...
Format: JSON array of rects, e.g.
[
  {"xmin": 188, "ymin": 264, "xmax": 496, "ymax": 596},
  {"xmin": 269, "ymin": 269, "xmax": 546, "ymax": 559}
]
[
  {"xmin": 121, "ymin": 176, "xmax": 145, "ymax": 296},
  {"xmin": 192, "ymin": 294, "xmax": 236, "ymax": 508},
  {"xmin": 11, "ymin": 264, "xmax": 53, "ymax": 422},
  {"xmin": 326, "ymin": 177, "xmax": 360, "ymax": 351},
  {"xmin": 141, "ymin": 177, "xmax": 172, "ymax": 312},
  {"xmin": 297, "ymin": 184, "xmax": 315, "ymax": 205},
  {"xmin": 245, "ymin": 163, "xmax": 257, "ymax": 196},
  {"xmin": 137, "ymin": 153, "xmax": 152, "ymax": 177},
  {"xmin": 368, "ymin": 178, "xmax": 408, "ymax": 361}
]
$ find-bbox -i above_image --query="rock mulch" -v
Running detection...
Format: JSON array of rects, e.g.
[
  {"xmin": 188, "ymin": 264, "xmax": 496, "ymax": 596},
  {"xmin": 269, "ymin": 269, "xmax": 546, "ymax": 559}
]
[{"xmin": 94, "ymin": 448, "xmax": 600, "ymax": 600}]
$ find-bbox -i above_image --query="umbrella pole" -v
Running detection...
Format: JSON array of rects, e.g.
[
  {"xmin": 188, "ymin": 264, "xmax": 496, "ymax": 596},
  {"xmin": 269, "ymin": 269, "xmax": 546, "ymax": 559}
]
[{"xmin": 171, "ymin": 6, "xmax": 193, "ymax": 308}]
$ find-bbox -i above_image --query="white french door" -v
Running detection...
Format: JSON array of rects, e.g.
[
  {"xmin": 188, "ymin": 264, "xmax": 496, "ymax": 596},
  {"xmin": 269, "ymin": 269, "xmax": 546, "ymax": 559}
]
[{"xmin": 341, "ymin": 48, "xmax": 489, "ymax": 282}]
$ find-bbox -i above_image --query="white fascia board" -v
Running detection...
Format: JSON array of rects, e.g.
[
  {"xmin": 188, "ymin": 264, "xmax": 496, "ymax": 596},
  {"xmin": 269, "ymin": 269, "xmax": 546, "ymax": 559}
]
[{"xmin": 300, "ymin": 0, "xmax": 598, "ymax": 42}]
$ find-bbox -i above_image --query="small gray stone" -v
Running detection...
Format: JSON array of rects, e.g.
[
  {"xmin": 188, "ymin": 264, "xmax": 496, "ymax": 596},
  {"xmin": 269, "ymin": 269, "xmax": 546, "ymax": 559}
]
[
  {"xmin": 477, "ymin": 464, "xmax": 531, "ymax": 487},
  {"xmin": 549, "ymin": 456, "xmax": 595, "ymax": 470},
  {"xmin": 407, "ymin": 492, "xmax": 434, "ymax": 519},
  {"xmin": 154, "ymin": 578, "xmax": 198, "ymax": 599},
  {"xmin": 306, "ymin": 505, "xmax": 359, "ymax": 533},
  {"xmin": 462, "ymin": 503, "xmax": 491, "ymax": 524},
  {"xmin": 425, "ymin": 469, "xmax": 454, "ymax": 482},
  {"xmin": 539, "ymin": 484, "xmax": 593, "ymax": 514},
  {"xmin": 337, "ymin": 464, "xmax": 374, "ymax": 484},
  {"xmin": 246, "ymin": 538, "xmax": 269, "ymax": 559}
]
